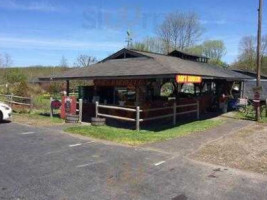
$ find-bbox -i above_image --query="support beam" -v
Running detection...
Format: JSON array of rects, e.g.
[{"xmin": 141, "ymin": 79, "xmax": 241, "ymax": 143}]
[
  {"xmin": 136, "ymin": 106, "xmax": 140, "ymax": 131},
  {"xmin": 66, "ymin": 80, "xmax": 70, "ymax": 96}
]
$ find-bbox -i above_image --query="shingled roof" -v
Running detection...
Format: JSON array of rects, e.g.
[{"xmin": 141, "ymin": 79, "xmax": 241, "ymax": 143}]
[{"xmin": 40, "ymin": 48, "xmax": 251, "ymax": 81}]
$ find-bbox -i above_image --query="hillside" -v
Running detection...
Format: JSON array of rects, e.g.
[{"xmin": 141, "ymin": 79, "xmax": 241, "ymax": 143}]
[{"xmin": 0, "ymin": 66, "xmax": 70, "ymax": 84}]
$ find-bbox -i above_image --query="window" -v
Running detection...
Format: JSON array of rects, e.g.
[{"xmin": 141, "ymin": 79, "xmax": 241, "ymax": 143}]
[
  {"xmin": 160, "ymin": 82, "xmax": 174, "ymax": 97},
  {"xmin": 181, "ymin": 83, "xmax": 195, "ymax": 94},
  {"xmin": 115, "ymin": 87, "xmax": 136, "ymax": 104}
]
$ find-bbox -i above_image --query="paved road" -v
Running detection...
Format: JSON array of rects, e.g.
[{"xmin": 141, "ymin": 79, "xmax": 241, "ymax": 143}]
[{"xmin": 0, "ymin": 122, "xmax": 267, "ymax": 200}]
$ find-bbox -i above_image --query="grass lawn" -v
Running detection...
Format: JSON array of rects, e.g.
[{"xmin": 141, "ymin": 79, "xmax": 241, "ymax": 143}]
[
  {"xmin": 65, "ymin": 119, "xmax": 224, "ymax": 146},
  {"xmin": 13, "ymin": 111, "xmax": 64, "ymax": 126}
]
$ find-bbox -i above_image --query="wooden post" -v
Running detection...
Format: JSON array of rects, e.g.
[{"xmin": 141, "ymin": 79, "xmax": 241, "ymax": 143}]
[
  {"xmin": 197, "ymin": 100, "xmax": 200, "ymax": 120},
  {"xmin": 95, "ymin": 101, "xmax": 99, "ymax": 118},
  {"xmin": 30, "ymin": 96, "xmax": 33, "ymax": 113},
  {"xmin": 79, "ymin": 99, "xmax": 83, "ymax": 123},
  {"xmin": 173, "ymin": 101, "xmax": 176, "ymax": 126},
  {"xmin": 256, "ymin": 0, "xmax": 263, "ymax": 122},
  {"xmin": 10, "ymin": 93, "xmax": 13, "ymax": 108},
  {"xmin": 265, "ymin": 99, "xmax": 267, "ymax": 117},
  {"xmin": 50, "ymin": 97, "xmax": 53, "ymax": 118},
  {"xmin": 136, "ymin": 106, "xmax": 140, "ymax": 131},
  {"xmin": 66, "ymin": 80, "xmax": 70, "ymax": 96}
]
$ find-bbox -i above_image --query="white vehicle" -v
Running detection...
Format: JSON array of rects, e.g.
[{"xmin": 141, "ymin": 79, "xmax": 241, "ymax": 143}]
[{"xmin": 0, "ymin": 102, "xmax": 12, "ymax": 121}]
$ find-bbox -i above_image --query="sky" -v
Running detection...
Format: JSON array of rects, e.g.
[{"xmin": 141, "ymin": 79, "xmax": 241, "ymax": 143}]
[{"xmin": 0, "ymin": 0, "xmax": 266, "ymax": 67}]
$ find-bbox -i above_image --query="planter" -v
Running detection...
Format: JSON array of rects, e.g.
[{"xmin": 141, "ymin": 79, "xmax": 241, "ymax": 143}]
[
  {"xmin": 91, "ymin": 117, "xmax": 106, "ymax": 126},
  {"xmin": 66, "ymin": 114, "xmax": 79, "ymax": 123}
]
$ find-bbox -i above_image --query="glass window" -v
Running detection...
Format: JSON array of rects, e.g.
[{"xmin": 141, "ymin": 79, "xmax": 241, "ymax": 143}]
[
  {"xmin": 115, "ymin": 87, "xmax": 136, "ymax": 104},
  {"xmin": 181, "ymin": 83, "xmax": 195, "ymax": 94},
  {"xmin": 160, "ymin": 82, "xmax": 174, "ymax": 97}
]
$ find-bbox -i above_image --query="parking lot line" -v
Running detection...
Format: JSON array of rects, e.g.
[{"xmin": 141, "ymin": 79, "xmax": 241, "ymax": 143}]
[
  {"xmin": 76, "ymin": 163, "xmax": 91, "ymax": 168},
  {"xmin": 69, "ymin": 143, "xmax": 82, "ymax": 147},
  {"xmin": 154, "ymin": 161, "xmax": 166, "ymax": 166},
  {"xmin": 20, "ymin": 132, "xmax": 35, "ymax": 135}
]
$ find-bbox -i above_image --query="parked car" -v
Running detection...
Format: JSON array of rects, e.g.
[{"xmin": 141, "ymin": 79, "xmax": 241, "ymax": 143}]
[{"xmin": 0, "ymin": 102, "xmax": 12, "ymax": 121}]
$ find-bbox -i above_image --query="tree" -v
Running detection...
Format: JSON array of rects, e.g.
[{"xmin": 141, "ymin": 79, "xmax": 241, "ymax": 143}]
[
  {"xmin": 233, "ymin": 35, "xmax": 267, "ymax": 73},
  {"xmin": 187, "ymin": 40, "xmax": 227, "ymax": 67},
  {"xmin": 0, "ymin": 53, "xmax": 13, "ymax": 83},
  {"xmin": 0, "ymin": 53, "xmax": 3, "ymax": 68},
  {"xmin": 3, "ymin": 53, "xmax": 13, "ymax": 68},
  {"xmin": 59, "ymin": 56, "xmax": 68, "ymax": 68},
  {"xmin": 74, "ymin": 55, "xmax": 97, "ymax": 67},
  {"xmin": 14, "ymin": 80, "xmax": 29, "ymax": 97},
  {"xmin": 6, "ymin": 69, "xmax": 27, "ymax": 84},
  {"xmin": 157, "ymin": 12, "xmax": 203, "ymax": 53},
  {"xmin": 201, "ymin": 40, "xmax": 226, "ymax": 61},
  {"xmin": 132, "ymin": 37, "xmax": 165, "ymax": 53}
]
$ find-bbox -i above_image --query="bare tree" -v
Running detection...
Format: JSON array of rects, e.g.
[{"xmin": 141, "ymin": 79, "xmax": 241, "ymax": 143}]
[
  {"xmin": 59, "ymin": 56, "xmax": 68, "ymax": 68},
  {"xmin": 74, "ymin": 55, "xmax": 97, "ymax": 68},
  {"xmin": 234, "ymin": 35, "xmax": 267, "ymax": 72},
  {"xmin": 0, "ymin": 53, "xmax": 3, "ymax": 68},
  {"xmin": 157, "ymin": 12, "xmax": 203, "ymax": 52},
  {"xmin": 132, "ymin": 37, "xmax": 165, "ymax": 53},
  {"xmin": 3, "ymin": 53, "xmax": 13, "ymax": 68},
  {"xmin": 157, "ymin": 18, "xmax": 172, "ymax": 53}
]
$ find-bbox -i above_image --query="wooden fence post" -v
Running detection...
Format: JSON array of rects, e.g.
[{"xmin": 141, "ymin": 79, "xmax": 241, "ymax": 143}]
[
  {"xmin": 197, "ymin": 100, "xmax": 200, "ymax": 120},
  {"xmin": 50, "ymin": 97, "xmax": 53, "ymax": 118},
  {"xmin": 30, "ymin": 96, "xmax": 33, "ymax": 113},
  {"xmin": 95, "ymin": 101, "xmax": 99, "ymax": 118},
  {"xmin": 173, "ymin": 101, "xmax": 177, "ymax": 126},
  {"xmin": 136, "ymin": 106, "xmax": 140, "ymax": 131},
  {"xmin": 10, "ymin": 93, "xmax": 13, "ymax": 108},
  {"xmin": 79, "ymin": 99, "xmax": 83, "ymax": 123}
]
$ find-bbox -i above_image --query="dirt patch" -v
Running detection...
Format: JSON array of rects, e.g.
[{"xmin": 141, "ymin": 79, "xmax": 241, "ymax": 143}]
[{"xmin": 191, "ymin": 124, "xmax": 267, "ymax": 174}]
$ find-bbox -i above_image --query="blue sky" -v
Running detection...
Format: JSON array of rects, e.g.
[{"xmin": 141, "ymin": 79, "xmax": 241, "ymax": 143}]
[{"xmin": 0, "ymin": 0, "xmax": 265, "ymax": 67}]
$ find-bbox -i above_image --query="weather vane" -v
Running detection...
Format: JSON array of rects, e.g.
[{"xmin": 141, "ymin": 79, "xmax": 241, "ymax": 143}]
[{"xmin": 126, "ymin": 30, "xmax": 133, "ymax": 48}]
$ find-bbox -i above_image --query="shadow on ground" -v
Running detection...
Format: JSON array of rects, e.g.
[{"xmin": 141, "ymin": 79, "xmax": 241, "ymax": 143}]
[{"xmin": 105, "ymin": 111, "xmax": 224, "ymax": 132}]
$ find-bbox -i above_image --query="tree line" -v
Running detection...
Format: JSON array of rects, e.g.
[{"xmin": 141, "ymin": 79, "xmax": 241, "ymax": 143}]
[
  {"xmin": 233, "ymin": 35, "xmax": 267, "ymax": 74},
  {"xmin": 0, "ymin": 10, "xmax": 265, "ymax": 83}
]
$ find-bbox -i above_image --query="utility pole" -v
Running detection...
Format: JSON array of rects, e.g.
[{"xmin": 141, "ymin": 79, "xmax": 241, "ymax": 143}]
[{"xmin": 256, "ymin": 0, "xmax": 263, "ymax": 121}]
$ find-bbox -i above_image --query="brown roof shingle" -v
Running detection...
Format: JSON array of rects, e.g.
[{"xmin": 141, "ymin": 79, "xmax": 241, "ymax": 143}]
[{"xmin": 40, "ymin": 48, "xmax": 251, "ymax": 80}]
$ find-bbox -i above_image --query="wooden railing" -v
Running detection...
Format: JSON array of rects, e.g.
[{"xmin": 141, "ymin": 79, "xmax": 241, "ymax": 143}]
[
  {"xmin": 95, "ymin": 101, "xmax": 200, "ymax": 131},
  {"xmin": 0, "ymin": 94, "xmax": 33, "ymax": 112}
]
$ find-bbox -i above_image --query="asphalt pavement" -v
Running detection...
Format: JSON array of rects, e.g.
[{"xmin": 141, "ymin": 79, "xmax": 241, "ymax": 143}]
[{"xmin": 0, "ymin": 122, "xmax": 266, "ymax": 200}]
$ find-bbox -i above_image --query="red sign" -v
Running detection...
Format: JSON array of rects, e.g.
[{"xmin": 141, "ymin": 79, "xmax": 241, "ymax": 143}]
[
  {"xmin": 253, "ymin": 92, "xmax": 261, "ymax": 107},
  {"xmin": 176, "ymin": 75, "xmax": 202, "ymax": 84},
  {"xmin": 60, "ymin": 96, "xmax": 77, "ymax": 119},
  {"xmin": 51, "ymin": 100, "xmax": 61, "ymax": 109}
]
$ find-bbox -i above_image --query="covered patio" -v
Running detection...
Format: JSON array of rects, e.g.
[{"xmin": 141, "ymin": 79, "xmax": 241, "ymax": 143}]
[{"xmin": 40, "ymin": 48, "xmax": 250, "ymax": 130}]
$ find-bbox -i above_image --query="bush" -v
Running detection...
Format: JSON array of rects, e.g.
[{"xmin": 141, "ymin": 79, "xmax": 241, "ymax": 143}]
[{"xmin": 14, "ymin": 81, "xmax": 30, "ymax": 97}]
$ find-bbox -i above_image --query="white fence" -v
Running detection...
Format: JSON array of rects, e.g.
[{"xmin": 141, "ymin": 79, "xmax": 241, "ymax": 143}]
[{"xmin": 96, "ymin": 101, "xmax": 200, "ymax": 131}]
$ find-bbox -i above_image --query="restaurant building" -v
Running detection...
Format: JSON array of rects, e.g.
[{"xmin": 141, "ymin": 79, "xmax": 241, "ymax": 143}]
[{"xmin": 41, "ymin": 48, "xmax": 250, "ymax": 130}]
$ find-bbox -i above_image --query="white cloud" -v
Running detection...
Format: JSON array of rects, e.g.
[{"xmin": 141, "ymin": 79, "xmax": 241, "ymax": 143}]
[
  {"xmin": 0, "ymin": 36, "xmax": 124, "ymax": 51},
  {"xmin": 0, "ymin": 0, "xmax": 64, "ymax": 12},
  {"xmin": 201, "ymin": 19, "xmax": 227, "ymax": 25}
]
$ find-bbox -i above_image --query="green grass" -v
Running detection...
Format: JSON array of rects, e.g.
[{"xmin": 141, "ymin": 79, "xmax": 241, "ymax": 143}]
[
  {"xmin": 65, "ymin": 119, "xmax": 224, "ymax": 146},
  {"xmin": 234, "ymin": 106, "xmax": 267, "ymax": 123},
  {"xmin": 13, "ymin": 111, "xmax": 64, "ymax": 125}
]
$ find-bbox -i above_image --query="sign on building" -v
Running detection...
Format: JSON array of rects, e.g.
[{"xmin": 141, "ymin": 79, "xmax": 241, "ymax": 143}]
[{"xmin": 176, "ymin": 75, "xmax": 202, "ymax": 84}]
